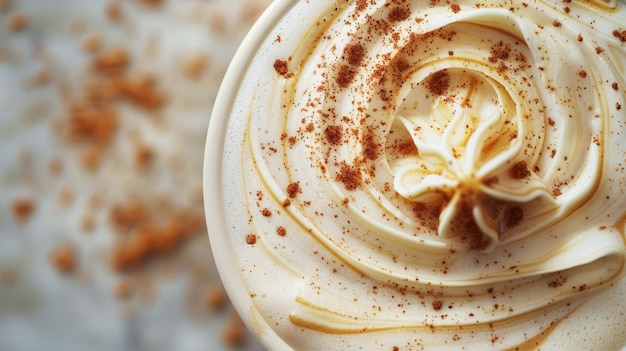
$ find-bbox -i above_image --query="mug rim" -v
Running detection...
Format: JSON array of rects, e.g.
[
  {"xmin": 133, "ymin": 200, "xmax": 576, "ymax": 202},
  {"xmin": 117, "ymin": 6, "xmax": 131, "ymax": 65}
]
[{"xmin": 203, "ymin": 0, "xmax": 297, "ymax": 350}]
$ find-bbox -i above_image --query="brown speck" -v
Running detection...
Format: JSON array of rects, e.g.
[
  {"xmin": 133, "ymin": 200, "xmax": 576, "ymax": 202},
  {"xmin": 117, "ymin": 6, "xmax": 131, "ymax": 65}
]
[
  {"xmin": 488, "ymin": 41, "xmax": 510, "ymax": 63},
  {"xmin": 113, "ymin": 279, "xmax": 133, "ymax": 299},
  {"xmin": 509, "ymin": 161, "xmax": 530, "ymax": 179},
  {"xmin": 261, "ymin": 208, "xmax": 272, "ymax": 217},
  {"xmin": 324, "ymin": 125, "xmax": 343, "ymax": 145},
  {"xmin": 57, "ymin": 186, "xmax": 74, "ymax": 206},
  {"xmin": 50, "ymin": 245, "xmax": 77, "ymax": 274},
  {"xmin": 578, "ymin": 70, "xmax": 587, "ymax": 78},
  {"xmin": 356, "ymin": 0, "xmax": 367, "ymax": 11},
  {"xmin": 363, "ymin": 132, "xmax": 380, "ymax": 160},
  {"xmin": 106, "ymin": 1, "xmax": 124, "ymax": 22},
  {"xmin": 245, "ymin": 234, "xmax": 257, "ymax": 245},
  {"xmin": 450, "ymin": 4, "xmax": 460, "ymax": 13},
  {"xmin": 335, "ymin": 64, "xmax": 356, "ymax": 88},
  {"xmin": 427, "ymin": 71, "xmax": 450, "ymax": 95},
  {"xmin": 135, "ymin": 145, "xmax": 154, "ymax": 169},
  {"xmin": 286, "ymin": 182, "xmax": 301, "ymax": 198},
  {"xmin": 505, "ymin": 206, "xmax": 524, "ymax": 228},
  {"xmin": 1, "ymin": 267, "xmax": 17, "ymax": 285},
  {"xmin": 204, "ymin": 285, "xmax": 227, "ymax": 311},
  {"xmin": 48, "ymin": 157, "xmax": 64, "ymax": 176},
  {"xmin": 81, "ymin": 33, "xmax": 103, "ymax": 53},
  {"xmin": 577, "ymin": 34, "xmax": 583, "ymax": 42},
  {"xmin": 612, "ymin": 82, "xmax": 619, "ymax": 90},
  {"xmin": 81, "ymin": 214, "xmax": 95, "ymax": 232},
  {"xmin": 138, "ymin": 0, "xmax": 163, "ymax": 7},
  {"xmin": 552, "ymin": 20, "xmax": 562, "ymax": 27},
  {"xmin": 273, "ymin": 59, "xmax": 289, "ymax": 76},
  {"xmin": 276, "ymin": 226, "xmax": 286, "ymax": 236},
  {"xmin": 222, "ymin": 309, "xmax": 246, "ymax": 346},
  {"xmin": 388, "ymin": 7, "xmax": 411, "ymax": 22},
  {"xmin": 344, "ymin": 44, "xmax": 366, "ymax": 66},
  {"xmin": 92, "ymin": 47, "xmax": 129, "ymax": 74},
  {"xmin": 184, "ymin": 54, "xmax": 208, "ymax": 79},
  {"xmin": 482, "ymin": 176, "xmax": 499, "ymax": 187},
  {"xmin": 7, "ymin": 11, "xmax": 27, "ymax": 32},
  {"xmin": 612, "ymin": 29, "xmax": 626, "ymax": 42},
  {"xmin": 82, "ymin": 146, "xmax": 102, "ymax": 171},
  {"xmin": 0, "ymin": 0, "xmax": 11, "ymax": 13},
  {"xmin": 336, "ymin": 163, "xmax": 361, "ymax": 191},
  {"xmin": 432, "ymin": 300, "xmax": 443, "ymax": 310},
  {"xmin": 11, "ymin": 197, "xmax": 35, "ymax": 224}
]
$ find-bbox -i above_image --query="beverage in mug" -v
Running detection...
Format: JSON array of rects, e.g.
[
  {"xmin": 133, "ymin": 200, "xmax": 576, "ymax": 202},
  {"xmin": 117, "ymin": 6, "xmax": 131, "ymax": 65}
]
[{"xmin": 205, "ymin": 0, "xmax": 626, "ymax": 349}]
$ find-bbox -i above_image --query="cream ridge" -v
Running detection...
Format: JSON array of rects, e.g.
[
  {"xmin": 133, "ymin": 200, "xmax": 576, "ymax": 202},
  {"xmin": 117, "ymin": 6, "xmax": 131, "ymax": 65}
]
[{"xmin": 209, "ymin": 0, "xmax": 626, "ymax": 350}]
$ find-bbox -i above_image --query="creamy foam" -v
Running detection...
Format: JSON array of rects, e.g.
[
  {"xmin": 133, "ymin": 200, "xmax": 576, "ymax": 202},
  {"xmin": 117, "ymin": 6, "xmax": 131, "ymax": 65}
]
[{"xmin": 211, "ymin": 0, "xmax": 626, "ymax": 349}]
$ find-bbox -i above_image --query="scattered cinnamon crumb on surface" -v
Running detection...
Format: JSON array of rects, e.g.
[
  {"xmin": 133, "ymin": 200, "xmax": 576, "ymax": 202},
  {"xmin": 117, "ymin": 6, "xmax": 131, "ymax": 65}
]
[
  {"xmin": 1, "ymin": 267, "xmax": 18, "ymax": 285},
  {"xmin": 92, "ymin": 47, "xmax": 129, "ymax": 74},
  {"xmin": 57, "ymin": 186, "xmax": 74, "ymax": 206},
  {"xmin": 82, "ymin": 146, "xmax": 102, "ymax": 171},
  {"xmin": 222, "ymin": 308, "xmax": 246, "ymax": 346},
  {"xmin": 67, "ymin": 19, "xmax": 86, "ymax": 35},
  {"xmin": 183, "ymin": 54, "xmax": 208, "ymax": 79},
  {"xmin": 204, "ymin": 285, "xmax": 228, "ymax": 311},
  {"xmin": 120, "ymin": 305, "xmax": 136, "ymax": 321},
  {"xmin": 208, "ymin": 12, "xmax": 227, "ymax": 34},
  {"xmin": 50, "ymin": 245, "xmax": 77, "ymax": 274},
  {"xmin": 239, "ymin": 0, "xmax": 266, "ymax": 23},
  {"xmin": 138, "ymin": 0, "xmax": 163, "ymax": 7},
  {"xmin": 11, "ymin": 197, "xmax": 35, "ymax": 224},
  {"xmin": 106, "ymin": 1, "xmax": 123, "ymax": 22},
  {"xmin": 109, "ymin": 209, "xmax": 204, "ymax": 272},
  {"xmin": 135, "ymin": 144, "xmax": 154, "ymax": 169},
  {"xmin": 81, "ymin": 214, "xmax": 95, "ymax": 232},
  {"xmin": 7, "ymin": 11, "xmax": 27, "ymax": 32},
  {"xmin": 0, "ymin": 0, "xmax": 11, "ymax": 13},
  {"xmin": 113, "ymin": 279, "xmax": 133, "ymax": 299},
  {"xmin": 66, "ymin": 104, "xmax": 118, "ymax": 145},
  {"xmin": 110, "ymin": 200, "xmax": 147, "ymax": 230},
  {"xmin": 81, "ymin": 33, "xmax": 103, "ymax": 53}
]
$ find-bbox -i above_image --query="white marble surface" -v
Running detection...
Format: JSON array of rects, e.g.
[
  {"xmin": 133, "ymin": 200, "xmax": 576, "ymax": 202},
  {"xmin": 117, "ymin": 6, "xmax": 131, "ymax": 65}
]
[{"xmin": 0, "ymin": 1, "xmax": 270, "ymax": 350}]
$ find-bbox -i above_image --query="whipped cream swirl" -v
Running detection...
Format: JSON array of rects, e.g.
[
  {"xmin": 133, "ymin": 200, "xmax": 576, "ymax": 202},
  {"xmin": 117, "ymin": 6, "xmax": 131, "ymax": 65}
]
[{"xmin": 217, "ymin": 0, "xmax": 626, "ymax": 349}]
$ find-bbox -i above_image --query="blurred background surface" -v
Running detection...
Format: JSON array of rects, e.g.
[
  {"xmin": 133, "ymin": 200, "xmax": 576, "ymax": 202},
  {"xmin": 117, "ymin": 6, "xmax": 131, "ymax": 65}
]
[{"xmin": 0, "ymin": 0, "xmax": 271, "ymax": 350}]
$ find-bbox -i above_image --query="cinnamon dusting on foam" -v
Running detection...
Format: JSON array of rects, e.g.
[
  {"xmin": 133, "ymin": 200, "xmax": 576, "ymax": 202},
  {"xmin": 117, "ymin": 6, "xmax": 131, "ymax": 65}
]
[{"xmin": 224, "ymin": 0, "xmax": 626, "ymax": 349}]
